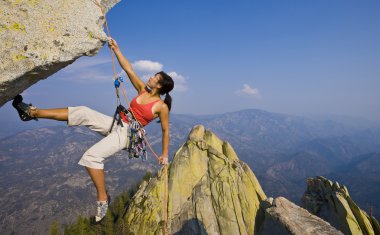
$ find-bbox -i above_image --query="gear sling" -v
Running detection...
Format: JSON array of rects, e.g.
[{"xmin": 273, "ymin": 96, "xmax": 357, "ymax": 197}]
[{"xmin": 109, "ymin": 104, "xmax": 147, "ymax": 160}]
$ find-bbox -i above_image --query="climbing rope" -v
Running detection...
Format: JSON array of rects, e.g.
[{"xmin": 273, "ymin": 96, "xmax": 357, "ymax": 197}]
[
  {"xmin": 93, "ymin": 1, "xmax": 168, "ymax": 233},
  {"xmin": 163, "ymin": 167, "xmax": 168, "ymax": 234},
  {"xmin": 93, "ymin": 0, "xmax": 129, "ymax": 106},
  {"xmin": 93, "ymin": 0, "xmax": 161, "ymax": 162}
]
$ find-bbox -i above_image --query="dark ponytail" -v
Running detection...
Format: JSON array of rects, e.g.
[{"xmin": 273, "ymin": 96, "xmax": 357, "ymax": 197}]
[
  {"xmin": 157, "ymin": 71, "xmax": 174, "ymax": 111},
  {"xmin": 164, "ymin": 93, "xmax": 172, "ymax": 111}
]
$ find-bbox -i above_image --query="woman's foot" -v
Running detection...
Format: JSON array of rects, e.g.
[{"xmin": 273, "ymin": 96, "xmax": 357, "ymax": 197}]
[
  {"xmin": 12, "ymin": 95, "xmax": 38, "ymax": 121},
  {"xmin": 94, "ymin": 200, "xmax": 109, "ymax": 223},
  {"xmin": 93, "ymin": 192, "xmax": 111, "ymax": 223}
]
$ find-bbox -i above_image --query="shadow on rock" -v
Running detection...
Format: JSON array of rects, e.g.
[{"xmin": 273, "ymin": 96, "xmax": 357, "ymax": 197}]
[{"xmin": 173, "ymin": 218, "xmax": 207, "ymax": 235}]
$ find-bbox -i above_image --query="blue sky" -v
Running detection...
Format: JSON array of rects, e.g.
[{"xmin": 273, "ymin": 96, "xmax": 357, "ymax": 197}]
[{"xmin": 1, "ymin": 0, "xmax": 380, "ymax": 129}]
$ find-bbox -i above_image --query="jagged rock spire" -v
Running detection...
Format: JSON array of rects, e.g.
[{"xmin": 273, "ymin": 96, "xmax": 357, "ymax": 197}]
[
  {"xmin": 122, "ymin": 126, "xmax": 370, "ymax": 235},
  {"xmin": 123, "ymin": 125, "xmax": 267, "ymax": 234},
  {"xmin": 302, "ymin": 176, "xmax": 380, "ymax": 235},
  {"xmin": 259, "ymin": 197, "xmax": 343, "ymax": 235}
]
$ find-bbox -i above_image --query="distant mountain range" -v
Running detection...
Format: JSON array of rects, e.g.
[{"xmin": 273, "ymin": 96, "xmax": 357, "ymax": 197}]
[{"xmin": 0, "ymin": 109, "xmax": 379, "ymax": 234}]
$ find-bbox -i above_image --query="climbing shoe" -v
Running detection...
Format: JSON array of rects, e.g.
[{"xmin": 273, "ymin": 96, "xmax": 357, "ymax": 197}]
[
  {"xmin": 92, "ymin": 192, "xmax": 111, "ymax": 224},
  {"xmin": 12, "ymin": 95, "xmax": 38, "ymax": 121}
]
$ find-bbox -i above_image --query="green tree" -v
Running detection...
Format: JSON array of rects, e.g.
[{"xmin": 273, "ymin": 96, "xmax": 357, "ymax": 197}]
[
  {"xmin": 64, "ymin": 216, "xmax": 91, "ymax": 235},
  {"xmin": 60, "ymin": 170, "xmax": 155, "ymax": 234},
  {"xmin": 50, "ymin": 221, "xmax": 60, "ymax": 235},
  {"xmin": 77, "ymin": 216, "xmax": 91, "ymax": 235},
  {"xmin": 104, "ymin": 210, "xmax": 114, "ymax": 235}
]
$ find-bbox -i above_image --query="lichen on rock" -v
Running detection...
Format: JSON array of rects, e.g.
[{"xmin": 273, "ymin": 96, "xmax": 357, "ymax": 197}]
[
  {"xmin": 302, "ymin": 176, "xmax": 380, "ymax": 235},
  {"xmin": 0, "ymin": 0, "xmax": 120, "ymax": 107},
  {"xmin": 123, "ymin": 125, "xmax": 267, "ymax": 234}
]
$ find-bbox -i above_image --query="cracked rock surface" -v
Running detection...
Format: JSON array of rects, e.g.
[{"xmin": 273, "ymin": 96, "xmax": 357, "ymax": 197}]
[
  {"xmin": 124, "ymin": 125, "xmax": 267, "ymax": 234},
  {"xmin": 0, "ymin": 0, "xmax": 120, "ymax": 107},
  {"xmin": 302, "ymin": 176, "xmax": 380, "ymax": 235},
  {"xmin": 95, "ymin": 125, "xmax": 371, "ymax": 235}
]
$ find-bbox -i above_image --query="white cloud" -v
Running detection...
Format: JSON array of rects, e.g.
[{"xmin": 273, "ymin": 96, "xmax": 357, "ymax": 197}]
[
  {"xmin": 121, "ymin": 62, "xmax": 188, "ymax": 92},
  {"xmin": 138, "ymin": 71, "xmax": 188, "ymax": 91},
  {"xmin": 237, "ymin": 84, "xmax": 260, "ymax": 96},
  {"xmin": 60, "ymin": 57, "xmax": 188, "ymax": 92},
  {"xmin": 167, "ymin": 72, "xmax": 188, "ymax": 92},
  {"xmin": 132, "ymin": 60, "xmax": 163, "ymax": 72}
]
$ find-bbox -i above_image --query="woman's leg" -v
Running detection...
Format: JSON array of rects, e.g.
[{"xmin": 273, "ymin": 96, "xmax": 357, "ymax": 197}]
[
  {"xmin": 68, "ymin": 106, "xmax": 115, "ymax": 136},
  {"xmin": 78, "ymin": 125, "xmax": 129, "ymax": 200},
  {"xmin": 30, "ymin": 106, "xmax": 115, "ymax": 136},
  {"xmin": 30, "ymin": 108, "xmax": 68, "ymax": 121},
  {"xmin": 30, "ymin": 106, "xmax": 118, "ymax": 201},
  {"xmin": 86, "ymin": 167, "xmax": 107, "ymax": 201},
  {"xmin": 31, "ymin": 107, "xmax": 107, "ymax": 201}
]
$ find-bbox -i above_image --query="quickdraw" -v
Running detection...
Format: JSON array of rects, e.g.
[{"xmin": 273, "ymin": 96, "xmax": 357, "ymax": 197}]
[{"xmin": 127, "ymin": 119, "xmax": 147, "ymax": 160}]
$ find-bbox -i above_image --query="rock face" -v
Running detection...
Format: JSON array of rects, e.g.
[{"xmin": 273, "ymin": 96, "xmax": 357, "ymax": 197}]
[
  {"xmin": 0, "ymin": 0, "xmax": 120, "ymax": 107},
  {"xmin": 259, "ymin": 197, "xmax": 343, "ymax": 235},
  {"xmin": 124, "ymin": 125, "xmax": 267, "ymax": 234},
  {"xmin": 122, "ymin": 125, "xmax": 347, "ymax": 235},
  {"xmin": 302, "ymin": 176, "xmax": 380, "ymax": 235}
]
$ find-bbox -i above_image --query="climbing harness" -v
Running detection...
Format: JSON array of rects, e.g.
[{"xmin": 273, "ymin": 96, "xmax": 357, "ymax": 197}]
[
  {"xmin": 109, "ymin": 103, "xmax": 148, "ymax": 160},
  {"xmin": 93, "ymin": 2, "xmax": 168, "ymax": 233},
  {"xmin": 109, "ymin": 76, "xmax": 148, "ymax": 160}
]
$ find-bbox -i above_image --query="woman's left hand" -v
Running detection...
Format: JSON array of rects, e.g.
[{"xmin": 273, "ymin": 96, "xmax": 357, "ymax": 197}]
[
  {"xmin": 158, "ymin": 155, "xmax": 169, "ymax": 165},
  {"xmin": 108, "ymin": 37, "xmax": 119, "ymax": 51}
]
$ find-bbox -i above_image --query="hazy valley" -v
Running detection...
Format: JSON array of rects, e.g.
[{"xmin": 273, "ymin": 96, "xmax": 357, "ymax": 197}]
[{"xmin": 1, "ymin": 109, "xmax": 379, "ymax": 234}]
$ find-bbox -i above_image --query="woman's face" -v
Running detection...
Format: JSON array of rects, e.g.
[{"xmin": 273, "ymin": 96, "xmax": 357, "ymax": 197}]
[{"xmin": 147, "ymin": 74, "xmax": 162, "ymax": 89}]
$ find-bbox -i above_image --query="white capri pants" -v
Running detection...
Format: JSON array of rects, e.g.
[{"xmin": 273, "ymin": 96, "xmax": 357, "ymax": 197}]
[{"xmin": 68, "ymin": 106, "xmax": 130, "ymax": 169}]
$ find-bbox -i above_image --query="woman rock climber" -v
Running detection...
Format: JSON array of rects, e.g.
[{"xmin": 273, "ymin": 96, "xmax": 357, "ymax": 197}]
[{"xmin": 11, "ymin": 37, "xmax": 174, "ymax": 223}]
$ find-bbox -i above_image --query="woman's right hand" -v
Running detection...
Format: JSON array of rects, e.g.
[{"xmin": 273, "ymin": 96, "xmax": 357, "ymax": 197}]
[
  {"xmin": 108, "ymin": 37, "xmax": 119, "ymax": 51},
  {"xmin": 158, "ymin": 155, "xmax": 169, "ymax": 165}
]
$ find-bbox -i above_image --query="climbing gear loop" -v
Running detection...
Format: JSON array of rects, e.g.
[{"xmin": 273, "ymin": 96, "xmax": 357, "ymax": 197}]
[{"xmin": 109, "ymin": 105, "xmax": 148, "ymax": 160}]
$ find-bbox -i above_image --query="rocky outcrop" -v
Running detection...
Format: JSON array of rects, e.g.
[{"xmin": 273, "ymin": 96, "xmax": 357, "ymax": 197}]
[
  {"xmin": 259, "ymin": 197, "xmax": 343, "ymax": 235},
  {"xmin": 302, "ymin": 176, "xmax": 380, "ymax": 235},
  {"xmin": 0, "ymin": 0, "xmax": 120, "ymax": 107},
  {"xmin": 123, "ymin": 125, "xmax": 267, "ymax": 234},
  {"xmin": 122, "ymin": 125, "xmax": 348, "ymax": 235}
]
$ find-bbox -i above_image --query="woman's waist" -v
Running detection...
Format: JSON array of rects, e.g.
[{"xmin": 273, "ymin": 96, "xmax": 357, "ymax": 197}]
[{"xmin": 119, "ymin": 108, "xmax": 146, "ymax": 127}]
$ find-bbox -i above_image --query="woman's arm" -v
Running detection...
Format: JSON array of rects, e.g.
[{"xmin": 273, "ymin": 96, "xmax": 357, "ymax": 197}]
[
  {"xmin": 157, "ymin": 104, "xmax": 170, "ymax": 165},
  {"xmin": 108, "ymin": 38, "xmax": 145, "ymax": 93}
]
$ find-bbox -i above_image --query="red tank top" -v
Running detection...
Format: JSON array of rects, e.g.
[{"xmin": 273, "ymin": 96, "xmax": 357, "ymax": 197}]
[{"xmin": 125, "ymin": 89, "xmax": 161, "ymax": 126}]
